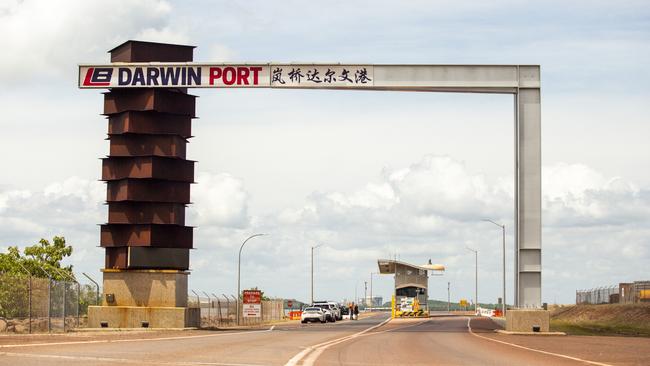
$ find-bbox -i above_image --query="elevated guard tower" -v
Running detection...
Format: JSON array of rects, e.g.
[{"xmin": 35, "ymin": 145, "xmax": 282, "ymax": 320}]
[{"xmin": 378, "ymin": 259, "xmax": 444, "ymax": 317}]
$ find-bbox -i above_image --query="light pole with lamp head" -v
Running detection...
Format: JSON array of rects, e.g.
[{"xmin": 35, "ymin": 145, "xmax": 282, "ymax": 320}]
[
  {"xmin": 483, "ymin": 219, "xmax": 506, "ymax": 316},
  {"xmin": 466, "ymin": 247, "xmax": 478, "ymax": 313},
  {"xmin": 237, "ymin": 233, "xmax": 266, "ymax": 325},
  {"xmin": 311, "ymin": 244, "xmax": 324, "ymax": 304}
]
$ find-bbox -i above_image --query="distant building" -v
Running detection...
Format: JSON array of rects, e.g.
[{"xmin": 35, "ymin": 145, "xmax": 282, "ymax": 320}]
[{"xmin": 365, "ymin": 296, "xmax": 383, "ymax": 307}]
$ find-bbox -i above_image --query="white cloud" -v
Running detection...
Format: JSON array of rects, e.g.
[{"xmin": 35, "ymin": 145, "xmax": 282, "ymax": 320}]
[
  {"xmin": 0, "ymin": 176, "xmax": 104, "ymax": 271},
  {"xmin": 0, "ymin": 0, "xmax": 185, "ymax": 84},
  {"xmin": 1, "ymin": 157, "xmax": 648, "ymax": 304},
  {"xmin": 189, "ymin": 172, "xmax": 250, "ymax": 229}
]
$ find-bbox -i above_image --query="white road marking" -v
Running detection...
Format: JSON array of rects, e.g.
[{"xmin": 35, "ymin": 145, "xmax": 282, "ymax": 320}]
[
  {"xmin": 0, "ymin": 326, "xmax": 275, "ymax": 349},
  {"xmin": 0, "ymin": 351, "xmax": 267, "ymax": 366},
  {"xmin": 466, "ymin": 317, "xmax": 614, "ymax": 366},
  {"xmin": 284, "ymin": 317, "xmax": 391, "ymax": 366},
  {"xmin": 284, "ymin": 317, "xmax": 429, "ymax": 366}
]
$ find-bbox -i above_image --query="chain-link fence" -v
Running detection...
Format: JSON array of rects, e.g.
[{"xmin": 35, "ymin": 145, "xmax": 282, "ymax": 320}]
[
  {"xmin": 576, "ymin": 285, "xmax": 619, "ymax": 304},
  {"xmin": 2, "ymin": 272, "xmax": 287, "ymax": 332},
  {"xmin": 187, "ymin": 292, "xmax": 285, "ymax": 328},
  {"xmin": 0, "ymin": 272, "xmax": 100, "ymax": 333}
]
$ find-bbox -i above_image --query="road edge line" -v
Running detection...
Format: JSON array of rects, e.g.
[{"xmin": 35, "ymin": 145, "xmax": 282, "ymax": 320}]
[
  {"xmin": 0, "ymin": 326, "xmax": 275, "ymax": 349},
  {"xmin": 466, "ymin": 317, "xmax": 614, "ymax": 366}
]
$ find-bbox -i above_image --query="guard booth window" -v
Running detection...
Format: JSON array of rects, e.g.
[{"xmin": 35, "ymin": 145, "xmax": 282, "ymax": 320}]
[{"xmin": 396, "ymin": 287, "xmax": 424, "ymax": 297}]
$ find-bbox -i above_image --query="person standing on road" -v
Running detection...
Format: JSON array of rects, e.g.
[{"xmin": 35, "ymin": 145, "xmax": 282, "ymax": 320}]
[
  {"xmin": 349, "ymin": 303, "xmax": 354, "ymax": 320},
  {"xmin": 354, "ymin": 303, "xmax": 359, "ymax": 320}
]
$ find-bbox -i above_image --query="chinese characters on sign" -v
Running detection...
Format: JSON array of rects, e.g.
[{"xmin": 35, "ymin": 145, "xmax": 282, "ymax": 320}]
[
  {"xmin": 242, "ymin": 289, "xmax": 262, "ymax": 318},
  {"xmin": 270, "ymin": 65, "xmax": 373, "ymax": 87}
]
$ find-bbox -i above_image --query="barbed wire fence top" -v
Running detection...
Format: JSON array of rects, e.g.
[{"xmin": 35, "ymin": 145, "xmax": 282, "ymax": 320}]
[{"xmin": 0, "ymin": 272, "xmax": 99, "ymax": 333}]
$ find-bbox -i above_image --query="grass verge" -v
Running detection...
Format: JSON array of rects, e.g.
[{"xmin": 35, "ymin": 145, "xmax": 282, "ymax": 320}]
[{"xmin": 551, "ymin": 319, "xmax": 650, "ymax": 337}]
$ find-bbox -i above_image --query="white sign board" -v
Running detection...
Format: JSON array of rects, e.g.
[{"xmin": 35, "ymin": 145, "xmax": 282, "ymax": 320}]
[
  {"xmin": 78, "ymin": 64, "xmax": 373, "ymax": 89},
  {"xmin": 242, "ymin": 303, "xmax": 261, "ymax": 318},
  {"xmin": 400, "ymin": 297, "xmax": 415, "ymax": 312}
]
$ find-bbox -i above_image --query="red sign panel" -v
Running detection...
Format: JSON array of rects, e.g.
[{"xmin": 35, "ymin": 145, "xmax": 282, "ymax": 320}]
[{"xmin": 243, "ymin": 290, "xmax": 261, "ymax": 304}]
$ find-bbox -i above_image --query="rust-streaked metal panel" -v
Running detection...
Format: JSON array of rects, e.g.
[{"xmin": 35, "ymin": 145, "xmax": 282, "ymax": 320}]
[
  {"xmin": 104, "ymin": 89, "xmax": 196, "ymax": 117},
  {"xmin": 110, "ymin": 40, "xmax": 194, "ymax": 63},
  {"xmin": 105, "ymin": 247, "xmax": 190, "ymax": 270},
  {"xmin": 129, "ymin": 247, "xmax": 189, "ymax": 269},
  {"xmin": 108, "ymin": 111, "xmax": 192, "ymax": 138},
  {"xmin": 102, "ymin": 156, "xmax": 194, "ymax": 182},
  {"xmin": 109, "ymin": 134, "xmax": 187, "ymax": 158},
  {"xmin": 105, "ymin": 247, "xmax": 128, "ymax": 269},
  {"xmin": 108, "ymin": 202, "xmax": 186, "ymax": 225},
  {"xmin": 100, "ymin": 224, "xmax": 193, "ymax": 248},
  {"xmin": 107, "ymin": 179, "xmax": 190, "ymax": 203}
]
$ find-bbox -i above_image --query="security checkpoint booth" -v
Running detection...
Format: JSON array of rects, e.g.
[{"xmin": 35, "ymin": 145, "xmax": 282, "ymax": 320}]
[{"xmin": 377, "ymin": 259, "xmax": 444, "ymax": 317}]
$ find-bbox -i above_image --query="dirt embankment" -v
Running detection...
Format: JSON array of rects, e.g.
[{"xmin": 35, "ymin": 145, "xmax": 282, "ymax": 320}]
[{"xmin": 550, "ymin": 303, "xmax": 650, "ymax": 337}]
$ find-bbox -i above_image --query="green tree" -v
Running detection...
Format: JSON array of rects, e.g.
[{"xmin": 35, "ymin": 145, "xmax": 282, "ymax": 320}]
[{"xmin": 0, "ymin": 236, "xmax": 74, "ymax": 281}]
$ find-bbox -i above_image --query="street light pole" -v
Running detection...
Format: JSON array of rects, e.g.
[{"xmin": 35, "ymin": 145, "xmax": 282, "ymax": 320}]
[
  {"xmin": 311, "ymin": 244, "xmax": 323, "ymax": 305},
  {"xmin": 466, "ymin": 247, "xmax": 478, "ymax": 313},
  {"xmin": 237, "ymin": 233, "xmax": 265, "ymax": 326},
  {"xmin": 370, "ymin": 272, "xmax": 373, "ymax": 312},
  {"xmin": 484, "ymin": 219, "xmax": 506, "ymax": 316}
]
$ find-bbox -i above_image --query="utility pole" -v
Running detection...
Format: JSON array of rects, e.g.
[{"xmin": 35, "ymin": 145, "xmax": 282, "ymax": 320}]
[
  {"xmin": 311, "ymin": 244, "xmax": 323, "ymax": 304},
  {"xmin": 466, "ymin": 247, "xmax": 478, "ymax": 313},
  {"xmin": 447, "ymin": 282, "xmax": 450, "ymax": 312},
  {"xmin": 364, "ymin": 281, "xmax": 367, "ymax": 308},
  {"xmin": 354, "ymin": 279, "xmax": 359, "ymax": 306}
]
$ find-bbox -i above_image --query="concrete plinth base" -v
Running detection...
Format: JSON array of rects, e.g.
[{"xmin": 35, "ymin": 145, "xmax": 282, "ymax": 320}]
[
  {"xmin": 506, "ymin": 309, "xmax": 550, "ymax": 332},
  {"xmin": 101, "ymin": 269, "xmax": 188, "ymax": 307},
  {"xmin": 89, "ymin": 269, "xmax": 198, "ymax": 328},
  {"xmin": 88, "ymin": 306, "xmax": 199, "ymax": 328}
]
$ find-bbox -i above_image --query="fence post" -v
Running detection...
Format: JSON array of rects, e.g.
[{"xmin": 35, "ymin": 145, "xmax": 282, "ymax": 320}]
[
  {"xmin": 76, "ymin": 282, "xmax": 80, "ymax": 328},
  {"xmin": 222, "ymin": 293, "xmax": 230, "ymax": 322},
  {"xmin": 191, "ymin": 290, "xmax": 201, "ymax": 327},
  {"xmin": 82, "ymin": 272, "xmax": 101, "ymax": 305},
  {"xmin": 202, "ymin": 292, "xmax": 212, "ymax": 327},
  {"xmin": 47, "ymin": 279, "xmax": 51, "ymax": 332},
  {"xmin": 230, "ymin": 295, "xmax": 238, "ymax": 325},
  {"xmin": 213, "ymin": 294, "xmax": 222, "ymax": 324},
  {"xmin": 62, "ymin": 281, "xmax": 67, "ymax": 332}
]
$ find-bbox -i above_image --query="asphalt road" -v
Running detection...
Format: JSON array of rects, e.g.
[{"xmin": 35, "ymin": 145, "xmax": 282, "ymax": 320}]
[{"xmin": 1, "ymin": 314, "xmax": 648, "ymax": 366}]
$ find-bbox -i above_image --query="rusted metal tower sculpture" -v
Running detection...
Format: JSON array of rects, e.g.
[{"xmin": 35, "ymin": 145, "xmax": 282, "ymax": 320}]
[{"xmin": 89, "ymin": 41, "xmax": 199, "ymax": 328}]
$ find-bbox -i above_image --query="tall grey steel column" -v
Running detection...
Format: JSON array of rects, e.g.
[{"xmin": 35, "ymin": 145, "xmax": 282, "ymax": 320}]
[{"xmin": 515, "ymin": 66, "xmax": 542, "ymax": 308}]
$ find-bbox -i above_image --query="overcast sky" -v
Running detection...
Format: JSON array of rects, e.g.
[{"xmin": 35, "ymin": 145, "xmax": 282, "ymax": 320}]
[{"xmin": 0, "ymin": 0, "xmax": 648, "ymax": 305}]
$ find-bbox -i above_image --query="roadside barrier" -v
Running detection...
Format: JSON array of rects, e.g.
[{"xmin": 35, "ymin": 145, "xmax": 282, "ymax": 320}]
[
  {"xmin": 396, "ymin": 309, "xmax": 427, "ymax": 317},
  {"xmin": 477, "ymin": 307, "xmax": 496, "ymax": 317}
]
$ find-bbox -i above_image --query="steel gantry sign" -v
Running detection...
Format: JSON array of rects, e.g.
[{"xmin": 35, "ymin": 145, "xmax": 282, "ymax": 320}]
[
  {"xmin": 80, "ymin": 42, "xmax": 541, "ymax": 311},
  {"xmin": 79, "ymin": 64, "xmax": 374, "ymax": 88}
]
